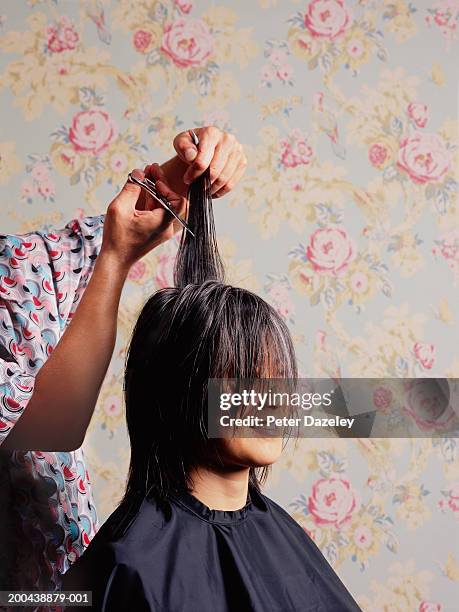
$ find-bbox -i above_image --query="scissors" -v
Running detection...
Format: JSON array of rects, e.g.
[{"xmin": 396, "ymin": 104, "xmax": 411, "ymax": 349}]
[{"xmin": 127, "ymin": 130, "xmax": 199, "ymax": 238}]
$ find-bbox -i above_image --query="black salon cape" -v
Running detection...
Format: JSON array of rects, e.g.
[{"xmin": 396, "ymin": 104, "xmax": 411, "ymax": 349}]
[{"xmin": 62, "ymin": 488, "xmax": 361, "ymax": 612}]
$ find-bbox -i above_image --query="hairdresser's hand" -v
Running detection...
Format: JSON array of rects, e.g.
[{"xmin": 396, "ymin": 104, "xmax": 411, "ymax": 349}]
[
  {"xmin": 158, "ymin": 126, "xmax": 248, "ymax": 199},
  {"xmin": 101, "ymin": 167, "xmax": 187, "ymax": 271}
]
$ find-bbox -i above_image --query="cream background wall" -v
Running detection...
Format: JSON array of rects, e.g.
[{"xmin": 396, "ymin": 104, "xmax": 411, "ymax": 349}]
[{"xmin": 1, "ymin": 1, "xmax": 458, "ymax": 609}]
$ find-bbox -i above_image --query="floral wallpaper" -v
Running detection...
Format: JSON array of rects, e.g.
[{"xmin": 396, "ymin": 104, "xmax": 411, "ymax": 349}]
[{"xmin": 1, "ymin": 0, "xmax": 459, "ymax": 609}]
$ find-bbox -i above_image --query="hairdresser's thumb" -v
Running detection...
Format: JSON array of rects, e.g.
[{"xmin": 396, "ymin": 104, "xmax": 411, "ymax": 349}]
[
  {"xmin": 173, "ymin": 132, "xmax": 198, "ymax": 164},
  {"xmin": 115, "ymin": 168, "xmax": 144, "ymax": 208}
]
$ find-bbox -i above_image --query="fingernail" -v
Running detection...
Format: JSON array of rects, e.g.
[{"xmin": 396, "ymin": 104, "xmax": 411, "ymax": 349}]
[
  {"xmin": 131, "ymin": 168, "xmax": 144, "ymax": 180},
  {"xmin": 183, "ymin": 175, "xmax": 191, "ymax": 185},
  {"xmin": 184, "ymin": 148, "xmax": 197, "ymax": 162}
]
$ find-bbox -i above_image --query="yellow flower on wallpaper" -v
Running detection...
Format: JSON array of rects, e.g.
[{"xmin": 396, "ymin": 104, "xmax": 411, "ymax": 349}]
[
  {"xmin": 393, "ymin": 482, "xmax": 432, "ymax": 530},
  {"xmin": 0, "ymin": 141, "xmax": 22, "ymax": 185},
  {"xmin": 329, "ymin": 303, "xmax": 429, "ymax": 377},
  {"xmin": 286, "ymin": 2, "xmax": 387, "ymax": 76},
  {"xmin": 0, "ymin": 13, "xmax": 114, "ymax": 119},
  {"xmin": 347, "ymin": 512, "xmax": 382, "ymax": 566},
  {"xmin": 288, "ymin": 239, "xmax": 386, "ymax": 312},
  {"xmin": 382, "ymin": 0, "xmax": 418, "ymax": 42},
  {"xmin": 357, "ymin": 560, "xmax": 436, "ymax": 611},
  {"xmin": 340, "ymin": 27, "xmax": 373, "ymax": 72},
  {"xmin": 234, "ymin": 125, "xmax": 354, "ymax": 239},
  {"xmin": 202, "ymin": 6, "xmax": 259, "ymax": 68}
]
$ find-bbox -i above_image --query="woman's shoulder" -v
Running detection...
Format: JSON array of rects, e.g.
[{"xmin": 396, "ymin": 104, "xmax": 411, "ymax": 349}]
[{"xmin": 62, "ymin": 495, "xmax": 167, "ymax": 588}]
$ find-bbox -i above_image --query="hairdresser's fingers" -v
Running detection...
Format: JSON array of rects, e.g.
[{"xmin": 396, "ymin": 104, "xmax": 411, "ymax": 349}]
[
  {"xmin": 139, "ymin": 163, "xmax": 168, "ymax": 212},
  {"xmin": 210, "ymin": 147, "xmax": 243, "ymax": 195},
  {"xmin": 134, "ymin": 165, "xmax": 155, "ymax": 211},
  {"xmin": 155, "ymin": 179, "xmax": 188, "ymax": 218},
  {"xmin": 146, "ymin": 162, "xmax": 166, "ymax": 184},
  {"xmin": 115, "ymin": 168, "xmax": 144, "ymax": 211},
  {"xmin": 173, "ymin": 130, "xmax": 199, "ymax": 165},
  {"xmin": 183, "ymin": 126, "xmax": 223, "ymax": 185},
  {"xmin": 213, "ymin": 161, "xmax": 247, "ymax": 198},
  {"xmin": 207, "ymin": 143, "xmax": 231, "ymax": 187}
]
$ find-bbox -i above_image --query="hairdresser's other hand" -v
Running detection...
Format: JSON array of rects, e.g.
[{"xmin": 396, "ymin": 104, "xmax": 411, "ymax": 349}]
[
  {"xmin": 101, "ymin": 167, "xmax": 187, "ymax": 271},
  {"xmin": 159, "ymin": 126, "xmax": 248, "ymax": 198}
]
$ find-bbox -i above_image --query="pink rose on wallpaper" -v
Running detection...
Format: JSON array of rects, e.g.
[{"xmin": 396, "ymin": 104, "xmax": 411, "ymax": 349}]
[
  {"xmin": 407, "ymin": 102, "xmax": 429, "ymax": 128},
  {"xmin": 20, "ymin": 180, "xmax": 37, "ymax": 198},
  {"xmin": 69, "ymin": 109, "xmax": 117, "ymax": 156},
  {"xmin": 268, "ymin": 281, "xmax": 290, "ymax": 302},
  {"xmin": 304, "ymin": 0, "xmax": 352, "ymax": 40},
  {"xmin": 174, "ymin": 0, "xmax": 193, "ymax": 13},
  {"xmin": 267, "ymin": 48, "xmax": 294, "ymax": 83},
  {"xmin": 349, "ymin": 271, "xmax": 368, "ymax": 294},
  {"xmin": 38, "ymin": 179, "xmax": 56, "ymax": 198},
  {"xmin": 47, "ymin": 16, "xmax": 80, "ymax": 53},
  {"xmin": 308, "ymin": 477, "xmax": 357, "ymax": 526},
  {"xmin": 109, "ymin": 152, "xmax": 128, "ymax": 173},
  {"xmin": 353, "ymin": 525, "xmax": 373, "ymax": 549},
  {"xmin": 346, "ymin": 36, "xmax": 365, "ymax": 58},
  {"xmin": 161, "ymin": 18, "xmax": 213, "ymax": 68},
  {"xmin": 156, "ymin": 252, "xmax": 176, "ymax": 288},
  {"xmin": 373, "ymin": 386, "xmax": 393, "ymax": 410},
  {"xmin": 280, "ymin": 130, "xmax": 313, "ymax": 168},
  {"xmin": 276, "ymin": 63, "xmax": 294, "ymax": 83},
  {"xmin": 128, "ymin": 260, "xmax": 147, "ymax": 282},
  {"xmin": 307, "ymin": 226, "xmax": 355, "ymax": 274},
  {"xmin": 31, "ymin": 163, "xmax": 50, "ymax": 182},
  {"xmin": 444, "ymin": 483, "xmax": 459, "ymax": 513},
  {"xmin": 275, "ymin": 301, "xmax": 295, "ymax": 319},
  {"xmin": 426, "ymin": 1, "xmax": 459, "ymax": 34},
  {"xmin": 433, "ymin": 229, "xmax": 459, "ymax": 278},
  {"xmin": 261, "ymin": 63, "xmax": 276, "ymax": 83},
  {"xmin": 133, "ymin": 29, "xmax": 153, "ymax": 53},
  {"xmin": 413, "ymin": 342, "xmax": 435, "ymax": 369},
  {"xmin": 404, "ymin": 378, "xmax": 456, "ymax": 432},
  {"xmin": 103, "ymin": 395, "xmax": 122, "ymax": 417},
  {"xmin": 397, "ymin": 131, "xmax": 451, "ymax": 184},
  {"xmin": 368, "ymin": 143, "xmax": 388, "ymax": 167},
  {"xmin": 419, "ymin": 603, "xmax": 442, "ymax": 612}
]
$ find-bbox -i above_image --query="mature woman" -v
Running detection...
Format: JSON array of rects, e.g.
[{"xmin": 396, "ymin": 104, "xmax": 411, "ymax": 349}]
[
  {"xmin": 0, "ymin": 126, "xmax": 247, "ymax": 593},
  {"xmin": 62, "ymin": 171, "xmax": 360, "ymax": 611}
]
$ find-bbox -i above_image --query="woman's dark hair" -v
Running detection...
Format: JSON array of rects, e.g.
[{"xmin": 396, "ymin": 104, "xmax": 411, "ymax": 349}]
[{"xmin": 122, "ymin": 169, "xmax": 297, "ymax": 504}]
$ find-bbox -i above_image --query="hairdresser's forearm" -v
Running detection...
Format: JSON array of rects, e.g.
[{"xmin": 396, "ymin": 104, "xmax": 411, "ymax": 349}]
[{"xmin": 3, "ymin": 252, "xmax": 128, "ymax": 452}]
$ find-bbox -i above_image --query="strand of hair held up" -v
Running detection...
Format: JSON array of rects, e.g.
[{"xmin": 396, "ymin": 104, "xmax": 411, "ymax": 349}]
[{"xmin": 174, "ymin": 168, "xmax": 225, "ymax": 288}]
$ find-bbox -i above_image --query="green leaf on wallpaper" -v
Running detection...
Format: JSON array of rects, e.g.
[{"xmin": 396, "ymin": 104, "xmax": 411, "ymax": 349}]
[
  {"xmin": 324, "ymin": 541, "xmax": 338, "ymax": 566},
  {"xmin": 389, "ymin": 117, "xmax": 403, "ymax": 136},
  {"xmin": 376, "ymin": 47, "xmax": 388, "ymax": 62},
  {"xmin": 435, "ymin": 189, "xmax": 450, "ymax": 213},
  {"xmin": 308, "ymin": 56, "xmax": 318, "ymax": 70},
  {"xmin": 385, "ymin": 533, "xmax": 399, "ymax": 554},
  {"xmin": 319, "ymin": 53, "xmax": 332, "ymax": 73},
  {"xmin": 310, "ymin": 292, "xmax": 320, "ymax": 306},
  {"xmin": 425, "ymin": 184, "xmax": 436, "ymax": 199},
  {"xmin": 323, "ymin": 287, "xmax": 336, "ymax": 307},
  {"xmin": 69, "ymin": 172, "xmax": 80, "ymax": 186}
]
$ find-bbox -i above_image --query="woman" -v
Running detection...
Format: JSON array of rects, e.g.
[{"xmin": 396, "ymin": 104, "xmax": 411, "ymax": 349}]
[
  {"xmin": 62, "ymin": 172, "xmax": 360, "ymax": 611},
  {"xmin": 0, "ymin": 126, "xmax": 247, "ymax": 593},
  {"xmin": 63, "ymin": 283, "xmax": 360, "ymax": 612}
]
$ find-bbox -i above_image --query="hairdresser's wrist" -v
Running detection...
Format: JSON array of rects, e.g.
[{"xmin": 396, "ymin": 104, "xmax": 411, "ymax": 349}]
[
  {"xmin": 160, "ymin": 155, "xmax": 189, "ymax": 199},
  {"xmin": 96, "ymin": 248, "xmax": 132, "ymax": 282}
]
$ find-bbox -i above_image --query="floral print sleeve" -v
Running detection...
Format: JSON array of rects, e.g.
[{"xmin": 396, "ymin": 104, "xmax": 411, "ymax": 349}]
[
  {"xmin": 0, "ymin": 215, "xmax": 104, "ymax": 594},
  {"xmin": 0, "ymin": 215, "xmax": 104, "ymax": 440}
]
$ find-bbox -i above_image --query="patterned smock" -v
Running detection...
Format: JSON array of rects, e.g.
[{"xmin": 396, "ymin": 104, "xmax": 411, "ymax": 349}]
[{"xmin": 0, "ymin": 215, "xmax": 105, "ymax": 594}]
